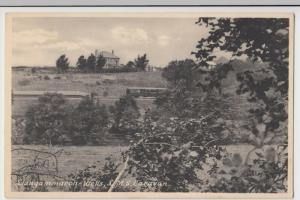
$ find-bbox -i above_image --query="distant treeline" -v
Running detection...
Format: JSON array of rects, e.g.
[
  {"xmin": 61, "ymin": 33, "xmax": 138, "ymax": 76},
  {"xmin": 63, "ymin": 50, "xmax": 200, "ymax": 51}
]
[{"xmin": 55, "ymin": 53, "xmax": 150, "ymax": 73}]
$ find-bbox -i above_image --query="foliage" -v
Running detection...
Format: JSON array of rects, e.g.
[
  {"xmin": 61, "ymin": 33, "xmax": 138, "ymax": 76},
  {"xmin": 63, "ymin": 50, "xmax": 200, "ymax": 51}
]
[
  {"xmin": 18, "ymin": 18, "xmax": 289, "ymax": 193},
  {"xmin": 100, "ymin": 66, "xmax": 138, "ymax": 73},
  {"xmin": 86, "ymin": 54, "xmax": 97, "ymax": 73},
  {"xmin": 12, "ymin": 118, "xmax": 26, "ymax": 144},
  {"xmin": 162, "ymin": 59, "xmax": 196, "ymax": 90},
  {"xmin": 196, "ymin": 62, "xmax": 233, "ymax": 95},
  {"xmin": 110, "ymin": 94, "xmax": 141, "ymax": 137},
  {"xmin": 106, "ymin": 17, "xmax": 290, "ymax": 192},
  {"xmin": 208, "ymin": 145, "xmax": 288, "ymax": 193},
  {"xmin": 192, "ymin": 17, "xmax": 289, "ymax": 192},
  {"xmin": 156, "ymin": 59, "xmax": 233, "ymax": 120},
  {"xmin": 68, "ymin": 95, "xmax": 109, "ymax": 145},
  {"xmin": 134, "ymin": 54, "xmax": 149, "ymax": 71},
  {"xmin": 76, "ymin": 55, "xmax": 87, "ymax": 72},
  {"xmin": 56, "ymin": 54, "xmax": 69, "ymax": 73},
  {"xmin": 68, "ymin": 156, "xmax": 120, "ymax": 192},
  {"xmin": 124, "ymin": 61, "xmax": 136, "ymax": 71},
  {"xmin": 194, "ymin": 17, "xmax": 289, "ymax": 146},
  {"xmin": 96, "ymin": 54, "xmax": 107, "ymax": 72},
  {"xmin": 74, "ymin": 53, "xmax": 140, "ymax": 73},
  {"xmin": 24, "ymin": 93, "xmax": 71, "ymax": 145},
  {"xmin": 124, "ymin": 112, "xmax": 227, "ymax": 192},
  {"xmin": 18, "ymin": 79, "xmax": 31, "ymax": 86},
  {"xmin": 24, "ymin": 93, "xmax": 110, "ymax": 145}
]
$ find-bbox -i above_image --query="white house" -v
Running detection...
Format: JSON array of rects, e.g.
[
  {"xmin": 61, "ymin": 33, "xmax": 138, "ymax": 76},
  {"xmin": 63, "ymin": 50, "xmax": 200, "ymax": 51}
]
[{"xmin": 94, "ymin": 50, "xmax": 120, "ymax": 68}]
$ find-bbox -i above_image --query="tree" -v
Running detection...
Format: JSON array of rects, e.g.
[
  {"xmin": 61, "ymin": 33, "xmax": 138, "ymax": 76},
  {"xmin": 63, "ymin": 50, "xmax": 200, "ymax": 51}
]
[
  {"xmin": 194, "ymin": 17, "xmax": 289, "ymax": 146},
  {"xmin": 56, "ymin": 54, "xmax": 69, "ymax": 73},
  {"xmin": 124, "ymin": 61, "xmax": 136, "ymax": 72},
  {"xmin": 96, "ymin": 54, "xmax": 107, "ymax": 72},
  {"xmin": 162, "ymin": 59, "xmax": 196, "ymax": 90},
  {"xmin": 105, "ymin": 17, "xmax": 290, "ymax": 193},
  {"xmin": 134, "ymin": 54, "xmax": 149, "ymax": 71},
  {"xmin": 110, "ymin": 94, "xmax": 141, "ymax": 137},
  {"xmin": 24, "ymin": 93, "xmax": 71, "ymax": 145},
  {"xmin": 192, "ymin": 17, "xmax": 289, "ymax": 192},
  {"xmin": 69, "ymin": 95, "xmax": 109, "ymax": 145},
  {"xmin": 76, "ymin": 55, "xmax": 87, "ymax": 72},
  {"xmin": 86, "ymin": 53, "xmax": 96, "ymax": 73}
]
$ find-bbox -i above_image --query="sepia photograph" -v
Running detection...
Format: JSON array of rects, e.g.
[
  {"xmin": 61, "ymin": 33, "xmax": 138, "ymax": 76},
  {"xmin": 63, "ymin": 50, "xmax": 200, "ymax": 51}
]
[{"xmin": 4, "ymin": 12, "xmax": 294, "ymax": 198}]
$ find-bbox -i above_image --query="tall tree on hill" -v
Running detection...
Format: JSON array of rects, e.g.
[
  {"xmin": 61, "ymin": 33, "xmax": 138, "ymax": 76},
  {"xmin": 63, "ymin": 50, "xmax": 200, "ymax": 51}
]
[
  {"xmin": 56, "ymin": 54, "xmax": 69, "ymax": 73},
  {"xmin": 86, "ymin": 53, "xmax": 96, "ymax": 73},
  {"xmin": 96, "ymin": 54, "xmax": 106, "ymax": 72},
  {"xmin": 134, "ymin": 54, "xmax": 149, "ymax": 71},
  {"xmin": 76, "ymin": 55, "xmax": 87, "ymax": 72},
  {"xmin": 162, "ymin": 59, "xmax": 196, "ymax": 90},
  {"xmin": 123, "ymin": 61, "xmax": 136, "ymax": 72}
]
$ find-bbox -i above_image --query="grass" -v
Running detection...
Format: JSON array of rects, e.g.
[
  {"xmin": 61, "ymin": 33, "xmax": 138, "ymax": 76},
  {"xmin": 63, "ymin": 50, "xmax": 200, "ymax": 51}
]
[
  {"xmin": 12, "ymin": 71, "xmax": 167, "ymax": 97},
  {"xmin": 11, "ymin": 144, "xmax": 268, "ymax": 192},
  {"xmin": 12, "ymin": 145, "xmax": 128, "ymax": 178},
  {"xmin": 12, "ymin": 71, "xmax": 167, "ymax": 116}
]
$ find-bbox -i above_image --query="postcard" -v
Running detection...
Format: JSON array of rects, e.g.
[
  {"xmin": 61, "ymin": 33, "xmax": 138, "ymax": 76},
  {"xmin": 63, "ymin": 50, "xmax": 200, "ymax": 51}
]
[{"xmin": 4, "ymin": 11, "xmax": 294, "ymax": 198}]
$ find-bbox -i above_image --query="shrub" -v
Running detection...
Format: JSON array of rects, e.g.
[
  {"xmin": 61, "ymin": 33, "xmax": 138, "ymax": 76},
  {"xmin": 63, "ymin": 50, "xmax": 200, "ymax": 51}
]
[
  {"xmin": 68, "ymin": 95, "xmax": 109, "ymax": 145},
  {"xmin": 18, "ymin": 79, "xmax": 30, "ymax": 86},
  {"xmin": 24, "ymin": 93, "xmax": 71, "ymax": 145},
  {"xmin": 110, "ymin": 94, "xmax": 141, "ymax": 136},
  {"xmin": 31, "ymin": 67, "xmax": 37, "ymax": 74},
  {"xmin": 103, "ymin": 91, "xmax": 108, "ymax": 97},
  {"xmin": 22, "ymin": 93, "xmax": 125, "ymax": 145},
  {"xmin": 44, "ymin": 75, "xmax": 50, "ymax": 80},
  {"xmin": 102, "ymin": 79, "xmax": 114, "ymax": 84}
]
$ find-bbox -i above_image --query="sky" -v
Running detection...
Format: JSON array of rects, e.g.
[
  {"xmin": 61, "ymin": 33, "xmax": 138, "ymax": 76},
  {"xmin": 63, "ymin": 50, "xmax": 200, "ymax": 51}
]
[{"xmin": 12, "ymin": 16, "xmax": 219, "ymax": 67}]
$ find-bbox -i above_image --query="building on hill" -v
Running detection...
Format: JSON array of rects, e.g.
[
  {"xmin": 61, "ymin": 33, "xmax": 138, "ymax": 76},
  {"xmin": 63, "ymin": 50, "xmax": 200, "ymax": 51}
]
[{"xmin": 95, "ymin": 50, "xmax": 120, "ymax": 68}]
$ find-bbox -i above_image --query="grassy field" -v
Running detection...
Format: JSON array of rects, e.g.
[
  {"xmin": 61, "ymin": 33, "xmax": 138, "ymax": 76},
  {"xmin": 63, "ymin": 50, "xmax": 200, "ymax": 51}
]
[
  {"xmin": 12, "ymin": 71, "xmax": 167, "ymax": 116},
  {"xmin": 13, "ymin": 71, "xmax": 167, "ymax": 97},
  {"xmin": 11, "ymin": 144, "xmax": 267, "ymax": 191},
  {"xmin": 12, "ymin": 145, "xmax": 128, "ymax": 178},
  {"xmin": 11, "ymin": 144, "xmax": 262, "ymax": 178}
]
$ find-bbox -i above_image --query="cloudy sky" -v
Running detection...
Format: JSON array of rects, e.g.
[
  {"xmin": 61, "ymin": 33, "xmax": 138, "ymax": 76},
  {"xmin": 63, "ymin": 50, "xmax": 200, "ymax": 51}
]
[{"xmin": 12, "ymin": 17, "xmax": 215, "ymax": 67}]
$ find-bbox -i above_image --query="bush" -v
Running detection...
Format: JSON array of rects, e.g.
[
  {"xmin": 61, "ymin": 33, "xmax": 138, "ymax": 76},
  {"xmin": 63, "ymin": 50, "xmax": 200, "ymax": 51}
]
[
  {"xmin": 44, "ymin": 75, "xmax": 50, "ymax": 80},
  {"xmin": 18, "ymin": 79, "xmax": 30, "ymax": 86},
  {"xmin": 24, "ymin": 93, "xmax": 71, "ymax": 145},
  {"xmin": 68, "ymin": 95, "xmax": 109, "ymax": 145},
  {"xmin": 102, "ymin": 79, "xmax": 114, "ymax": 84},
  {"xmin": 103, "ymin": 91, "xmax": 109, "ymax": 97},
  {"xmin": 110, "ymin": 94, "xmax": 141, "ymax": 136},
  {"xmin": 23, "ymin": 92, "xmax": 112, "ymax": 145},
  {"xmin": 31, "ymin": 67, "xmax": 37, "ymax": 74}
]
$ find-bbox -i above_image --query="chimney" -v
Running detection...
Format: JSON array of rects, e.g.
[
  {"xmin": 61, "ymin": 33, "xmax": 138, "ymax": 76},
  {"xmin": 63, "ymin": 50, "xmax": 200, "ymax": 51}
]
[{"xmin": 112, "ymin": 50, "xmax": 114, "ymax": 55}]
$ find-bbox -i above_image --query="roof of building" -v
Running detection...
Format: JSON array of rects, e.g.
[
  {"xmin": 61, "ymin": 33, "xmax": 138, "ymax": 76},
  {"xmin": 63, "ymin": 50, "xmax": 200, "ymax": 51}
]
[{"xmin": 100, "ymin": 51, "xmax": 120, "ymax": 59}]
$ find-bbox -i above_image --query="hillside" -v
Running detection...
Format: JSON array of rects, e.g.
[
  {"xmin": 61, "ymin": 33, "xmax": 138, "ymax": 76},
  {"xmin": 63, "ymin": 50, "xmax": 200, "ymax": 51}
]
[{"xmin": 13, "ymin": 71, "xmax": 167, "ymax": 97}]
